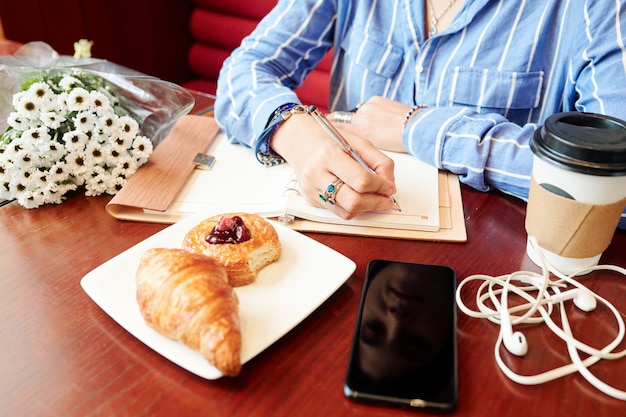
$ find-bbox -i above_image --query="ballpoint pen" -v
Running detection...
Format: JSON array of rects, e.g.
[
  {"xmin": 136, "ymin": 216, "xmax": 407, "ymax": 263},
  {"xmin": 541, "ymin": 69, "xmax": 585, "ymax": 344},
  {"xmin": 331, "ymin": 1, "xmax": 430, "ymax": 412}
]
[{"xmin": 306, "ymin": 105, "xmax": 402, "ymax": 211}]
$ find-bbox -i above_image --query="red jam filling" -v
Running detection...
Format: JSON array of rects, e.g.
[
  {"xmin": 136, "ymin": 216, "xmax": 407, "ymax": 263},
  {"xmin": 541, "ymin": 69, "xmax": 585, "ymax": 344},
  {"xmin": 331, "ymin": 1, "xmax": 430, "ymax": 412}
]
[{"xmin": 206, "ymin": 215, "xmax": 251, "ymax": 244}]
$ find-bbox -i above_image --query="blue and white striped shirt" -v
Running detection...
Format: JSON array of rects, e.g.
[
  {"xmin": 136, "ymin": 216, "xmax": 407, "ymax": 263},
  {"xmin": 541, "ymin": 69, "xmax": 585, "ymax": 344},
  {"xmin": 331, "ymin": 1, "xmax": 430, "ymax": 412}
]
[{"xmin": 215, "ymin": 0, "xmax": 626, "ymax": 227}]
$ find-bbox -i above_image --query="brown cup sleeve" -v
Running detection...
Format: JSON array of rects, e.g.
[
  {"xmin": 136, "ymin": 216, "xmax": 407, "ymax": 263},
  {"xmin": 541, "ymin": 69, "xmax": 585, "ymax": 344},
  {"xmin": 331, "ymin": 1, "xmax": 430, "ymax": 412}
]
[{"xmin": 525, "ymin": 176, "xmax": 626, "ymax": 258}]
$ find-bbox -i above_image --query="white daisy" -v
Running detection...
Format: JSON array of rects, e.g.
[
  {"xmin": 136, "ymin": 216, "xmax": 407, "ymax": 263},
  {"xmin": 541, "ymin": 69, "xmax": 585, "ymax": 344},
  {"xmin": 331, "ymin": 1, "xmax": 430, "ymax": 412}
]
[
  {"xmin": 96, "ymin": 114, "xmax": 119, "ymax": 136},
  {"xmin": 21, "ymin": 127, "xmax": 52, "ymax": 151},
  {"xmin": 16, "ymin": 194, "xmax": 42, "ymax": 209},
  {"xmin": 64, "ymin": 87, "xmax": 92, "ymax": 112},
  {"xmin": 117, "ymin": 115, "xmax": 139, "ymax": 140},
  {"xmin": 44, "ymin": 141, "xmax": 66, "ymax": 167},
  {"xmin": 48, "ymin": 160, "xmax": 72, "ymax": 183},
  {"xmin": 39, "ymin": 101, "xmax": 67, "ymax": 130},
  {"xmin": 61, "ymin": 130, "xmax": 89, "ymax": 153},
  {"xmin": 131, "ymin": 135, "xmax": 153, "ymax": 164},
  {"xmin": 73, "ymin": 111, "xmax": 98, "ymax": 133},
  {"xmin": 105, "ymin": 174, "xmax": 127, "ymax": 195},
  {"xmin": 91, "ymin": 128, "xmax": 113, "ymax": 145},
  {"xmin": 84, "ymin": 164, "xmax": 109, "ymax": 196},
  {"xmin": 64, "ymin": 149, "xmax": 89, "ymax": 181},
  {"xmin": 27, "ymin": 82, "xmax": 55, "ymax": 105},
  {"xmin": 110, "ymin": 154, "xmax": 138, "ymax": 179},
  {"xmin": 59, "ymin": 75, "xmax": 83, "ymax": 91},
  {"xmin": 10, "ymin": 147, "xmax": 39, "ymax": 171},
  {"xmin": 12, "ymin": 90, "xmax": 41, "ymax": 120},
  {"xmin": 90, "ymin": 90, "xmax": 114, "ymax": 116},
  {"xmin": 84, "ymin": 141, "xmax": 107, "ymax": 167},
  {"xmin": 6, "ymin": 112, "xmax": 36, "ymax": 131}
]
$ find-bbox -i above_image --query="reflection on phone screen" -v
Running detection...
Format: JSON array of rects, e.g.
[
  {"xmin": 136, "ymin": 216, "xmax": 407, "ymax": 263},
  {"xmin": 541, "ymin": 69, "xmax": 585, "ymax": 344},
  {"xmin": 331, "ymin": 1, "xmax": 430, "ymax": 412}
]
[{"xmin": 345, "ymin": 260, "xmax": 457, "ymax": 411}]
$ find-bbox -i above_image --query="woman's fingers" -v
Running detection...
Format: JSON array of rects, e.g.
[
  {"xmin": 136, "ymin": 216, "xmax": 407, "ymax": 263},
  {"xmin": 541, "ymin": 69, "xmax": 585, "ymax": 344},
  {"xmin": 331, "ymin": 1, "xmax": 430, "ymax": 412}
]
[{"xmin": 269, "ymin": 110, "xmax": 397, "ymax": 219}]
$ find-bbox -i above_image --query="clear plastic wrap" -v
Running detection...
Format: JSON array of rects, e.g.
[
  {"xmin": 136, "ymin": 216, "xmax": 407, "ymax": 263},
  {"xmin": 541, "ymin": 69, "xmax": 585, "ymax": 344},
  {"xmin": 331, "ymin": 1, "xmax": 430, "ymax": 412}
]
[{"xmin": 0, "ymin": 42, "xmax": 194, "ymax": 145}]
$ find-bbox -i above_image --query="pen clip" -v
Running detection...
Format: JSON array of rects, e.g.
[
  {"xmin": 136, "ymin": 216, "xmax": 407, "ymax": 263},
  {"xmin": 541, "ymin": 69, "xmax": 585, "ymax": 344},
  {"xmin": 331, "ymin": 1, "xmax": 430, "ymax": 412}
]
[
  {"xmin": 307, "ymin": 106, "xmax": 353, "ymax": 150},
  {"xmin": 307, "ymin": 105, "xmax": 374, "ymax": 174}
]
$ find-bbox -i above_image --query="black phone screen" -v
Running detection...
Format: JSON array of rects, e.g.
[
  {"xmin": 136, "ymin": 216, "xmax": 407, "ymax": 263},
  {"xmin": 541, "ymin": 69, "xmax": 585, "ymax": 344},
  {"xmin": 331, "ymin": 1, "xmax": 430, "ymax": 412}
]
[{"xmin": 344, "ymin": 260, "xmax": 457, "ymax": 412}]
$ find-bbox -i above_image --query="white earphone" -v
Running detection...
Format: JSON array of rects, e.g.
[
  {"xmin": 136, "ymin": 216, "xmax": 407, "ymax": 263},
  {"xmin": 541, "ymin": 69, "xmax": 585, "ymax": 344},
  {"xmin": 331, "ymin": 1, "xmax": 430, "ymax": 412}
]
[
  {"xmin": 546, "ymin": 288, "xmax": 597, "ymax": 312},
  {"xmin": 499, "ymin": 287, "xmax": 597, "ymax": 357},
  {"xmin": 501, "ymin": 318, "xmax": 528, "ymax": 357},
  {"xmin": 456, "ymin": 236, "xmax": 626, "ymax": 400},
  {"xmin": 498, "ymin": 274, "xmax": 529, "ymax": 356}
]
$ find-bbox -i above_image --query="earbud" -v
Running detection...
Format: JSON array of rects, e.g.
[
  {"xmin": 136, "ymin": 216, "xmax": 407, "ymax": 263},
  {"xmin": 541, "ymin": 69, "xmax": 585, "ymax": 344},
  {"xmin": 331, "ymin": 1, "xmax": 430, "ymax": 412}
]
[
  {"xmin": 500, "ymin": 309, "xmax": 529, "ymax": 356},
  {"xmin": 499, "ymin": 288, "xmax": 597, "ymax": 357},
  {"xmin": 545, "ymin": 289, "xmax": 597, "ymax": 312},
  {"xmin": 503, "ymin": 329, "xmax": 529, "ymax": 357}
]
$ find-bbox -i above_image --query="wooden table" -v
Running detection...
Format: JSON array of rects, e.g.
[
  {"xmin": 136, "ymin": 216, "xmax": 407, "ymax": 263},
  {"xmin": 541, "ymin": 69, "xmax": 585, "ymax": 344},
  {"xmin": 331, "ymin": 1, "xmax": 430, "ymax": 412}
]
[
  {"xmin": 2, "ymin": 184, "xmax": 626, "ymax": 417},
  {"xmin": 2, "ymin": 85, "xmax": 626, "ymax": 415}
]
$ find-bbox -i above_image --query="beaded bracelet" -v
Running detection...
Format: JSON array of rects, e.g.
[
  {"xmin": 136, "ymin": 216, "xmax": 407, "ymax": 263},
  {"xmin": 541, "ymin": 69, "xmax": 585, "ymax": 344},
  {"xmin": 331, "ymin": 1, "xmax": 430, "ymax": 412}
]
[
  {"xmin": 255, "ymin": 103, "xmax": 308, "ymax": 166},
  {"xmin": 402, "ymin": 104, "xmax": 428, "ymax": 130}
]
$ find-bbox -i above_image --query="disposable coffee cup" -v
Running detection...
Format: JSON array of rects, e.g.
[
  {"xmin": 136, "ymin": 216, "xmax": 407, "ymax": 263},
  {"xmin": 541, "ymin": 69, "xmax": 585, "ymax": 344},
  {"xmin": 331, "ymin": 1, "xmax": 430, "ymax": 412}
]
[{"xmin": 525, "ymin": 112, "xmax": 626, "ymax": 276}]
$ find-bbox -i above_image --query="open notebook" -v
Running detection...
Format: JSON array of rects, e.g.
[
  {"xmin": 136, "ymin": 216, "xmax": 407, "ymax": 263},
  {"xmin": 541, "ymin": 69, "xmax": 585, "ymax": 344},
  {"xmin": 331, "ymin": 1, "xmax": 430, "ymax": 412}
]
[{"xmin": 107, "ymin": 115, "xmax": 467, "ymax": 242}]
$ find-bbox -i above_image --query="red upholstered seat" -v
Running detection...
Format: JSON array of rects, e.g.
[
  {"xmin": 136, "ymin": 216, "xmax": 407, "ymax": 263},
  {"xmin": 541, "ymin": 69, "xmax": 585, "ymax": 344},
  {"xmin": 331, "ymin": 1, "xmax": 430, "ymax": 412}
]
[{"xmin": 184, "ymin": 0, "xmax": 331, "ymax": 113}]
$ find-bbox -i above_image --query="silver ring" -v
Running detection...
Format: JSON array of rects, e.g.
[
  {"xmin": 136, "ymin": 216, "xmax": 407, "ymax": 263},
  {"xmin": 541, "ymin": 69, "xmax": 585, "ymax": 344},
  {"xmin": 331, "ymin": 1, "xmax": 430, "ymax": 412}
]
[
  {"xmin": 333, "ymin": 111, "xmax": 353, "ymax": 123},
  {"xmin": 318, "ymin": 179, "xmax": 344, "ymax": 205}
]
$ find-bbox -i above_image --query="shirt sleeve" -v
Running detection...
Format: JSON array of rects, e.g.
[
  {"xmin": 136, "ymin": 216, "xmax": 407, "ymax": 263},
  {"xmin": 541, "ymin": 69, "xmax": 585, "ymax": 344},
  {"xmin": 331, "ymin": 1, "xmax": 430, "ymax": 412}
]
[
  {"xmin": 214, "ymin": 0, "xmax": 335, "ymax": 149},
  {"xmin": 404, "ymin": 106, "xmax": 536, "ymax": 200}
]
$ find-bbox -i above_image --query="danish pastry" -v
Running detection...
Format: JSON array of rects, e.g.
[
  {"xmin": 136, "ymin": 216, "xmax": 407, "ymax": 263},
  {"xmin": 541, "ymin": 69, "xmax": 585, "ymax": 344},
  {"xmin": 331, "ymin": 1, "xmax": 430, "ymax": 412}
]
[{"xmin": 181, "ymin": 213, "xmax": 281, "ymax": 287}]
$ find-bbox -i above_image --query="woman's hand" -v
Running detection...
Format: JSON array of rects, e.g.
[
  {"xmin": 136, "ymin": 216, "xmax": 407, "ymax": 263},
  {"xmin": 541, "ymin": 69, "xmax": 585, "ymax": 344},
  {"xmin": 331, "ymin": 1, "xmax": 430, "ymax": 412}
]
[
  {"xmin": 270, "ymin": 112, "xmax": 397, "ymax": 219},
  {"xmin": 329, "ymin": 96, "xmax": 412, "ymax": 153}
]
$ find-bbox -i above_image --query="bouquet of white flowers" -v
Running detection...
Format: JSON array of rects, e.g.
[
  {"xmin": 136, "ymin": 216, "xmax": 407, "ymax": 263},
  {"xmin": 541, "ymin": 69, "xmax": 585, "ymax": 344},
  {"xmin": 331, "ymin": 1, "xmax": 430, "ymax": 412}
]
[{"xmin": 0, "ymin": 42, "xmax": 194, "ymax": 208}]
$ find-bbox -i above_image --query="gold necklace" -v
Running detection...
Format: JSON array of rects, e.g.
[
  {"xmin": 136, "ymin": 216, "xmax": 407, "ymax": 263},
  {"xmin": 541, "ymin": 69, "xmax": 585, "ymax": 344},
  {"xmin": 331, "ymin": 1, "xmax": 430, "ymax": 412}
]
[{"xmin": 427, "ymin": 0, "xmax": 458, "ymax": 37}]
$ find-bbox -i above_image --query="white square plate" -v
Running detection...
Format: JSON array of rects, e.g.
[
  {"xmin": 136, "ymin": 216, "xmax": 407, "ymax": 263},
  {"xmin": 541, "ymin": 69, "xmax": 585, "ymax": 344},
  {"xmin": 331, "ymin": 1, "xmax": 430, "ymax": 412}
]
[{"xmin": 81, "ymin": 212, "xmax": 356, "ymax": 379}]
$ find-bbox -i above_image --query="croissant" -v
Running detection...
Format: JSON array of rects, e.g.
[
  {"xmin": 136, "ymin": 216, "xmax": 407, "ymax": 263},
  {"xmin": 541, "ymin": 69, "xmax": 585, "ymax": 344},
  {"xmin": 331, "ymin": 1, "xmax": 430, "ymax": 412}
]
[{"xmin": 135, "ymin": 247, "xmax": 242, "ymax": 376}]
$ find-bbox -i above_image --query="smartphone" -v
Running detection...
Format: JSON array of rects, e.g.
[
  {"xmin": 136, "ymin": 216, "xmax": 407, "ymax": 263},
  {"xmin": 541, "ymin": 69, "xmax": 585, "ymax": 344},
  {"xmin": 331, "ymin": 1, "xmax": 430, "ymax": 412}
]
[{"xmin": 344, "ymin": 259, "xmax": 457, "ymax": 412}]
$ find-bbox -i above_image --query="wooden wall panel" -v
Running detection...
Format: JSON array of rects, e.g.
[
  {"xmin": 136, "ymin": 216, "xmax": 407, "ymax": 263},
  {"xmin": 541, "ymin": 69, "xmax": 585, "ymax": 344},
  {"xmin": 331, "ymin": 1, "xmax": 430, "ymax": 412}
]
[{"xmin": 0, "ymin": 0, "xmax": 193, "ymax": 84}]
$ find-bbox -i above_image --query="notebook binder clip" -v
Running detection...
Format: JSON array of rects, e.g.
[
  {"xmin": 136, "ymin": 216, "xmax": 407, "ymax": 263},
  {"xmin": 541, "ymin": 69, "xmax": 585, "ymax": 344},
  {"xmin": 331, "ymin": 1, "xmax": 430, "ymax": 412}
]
[{"xmin": 193, "ymin": 153, "xmax": 216, "ymax": 170}]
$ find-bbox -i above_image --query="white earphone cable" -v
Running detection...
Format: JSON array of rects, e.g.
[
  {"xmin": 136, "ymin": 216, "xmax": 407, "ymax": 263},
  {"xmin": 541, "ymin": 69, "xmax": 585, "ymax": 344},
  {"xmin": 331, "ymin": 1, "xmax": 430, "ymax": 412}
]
[{"xmin": 456, "ymin": 236, "xmax": 626, "ymax": 400}]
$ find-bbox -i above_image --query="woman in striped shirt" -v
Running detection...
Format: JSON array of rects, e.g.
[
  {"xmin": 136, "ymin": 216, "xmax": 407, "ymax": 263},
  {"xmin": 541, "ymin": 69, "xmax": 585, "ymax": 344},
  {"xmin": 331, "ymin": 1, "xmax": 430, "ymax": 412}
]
[{"xmin": 215, "ymin": 0, "xmax": 626, "ymax": 227}]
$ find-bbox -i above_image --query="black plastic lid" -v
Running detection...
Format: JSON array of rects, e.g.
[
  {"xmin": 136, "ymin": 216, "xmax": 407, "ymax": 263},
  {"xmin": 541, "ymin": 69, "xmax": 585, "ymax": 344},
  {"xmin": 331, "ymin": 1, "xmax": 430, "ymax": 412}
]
[{"xmin": 530, "ymin": 112, "xmax": 626, "ymax": 176}]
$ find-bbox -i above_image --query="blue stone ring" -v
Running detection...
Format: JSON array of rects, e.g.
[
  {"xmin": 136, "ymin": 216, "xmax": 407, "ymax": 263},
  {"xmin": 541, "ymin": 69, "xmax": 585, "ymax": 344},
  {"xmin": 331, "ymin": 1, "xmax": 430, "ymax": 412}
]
[{"xmin": 318, "ymin": 178, "xmax": 344, "ymax": 206}]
